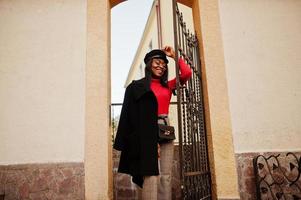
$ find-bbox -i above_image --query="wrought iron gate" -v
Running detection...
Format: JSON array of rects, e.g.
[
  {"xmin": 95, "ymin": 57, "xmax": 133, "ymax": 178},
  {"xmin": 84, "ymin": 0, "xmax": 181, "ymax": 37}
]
[{"xmin": 172, "ymin": 1, "xmax": 212, "ymax": 199}]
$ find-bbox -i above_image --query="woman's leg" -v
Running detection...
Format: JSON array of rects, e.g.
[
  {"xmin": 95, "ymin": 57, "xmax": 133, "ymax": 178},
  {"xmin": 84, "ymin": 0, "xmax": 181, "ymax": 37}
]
[
  {"xmin": 158, "ymin": 141, "xmax": 174, "ymax": 200},
  {"xmin": 140, "ymin": 115, "xmax": 173, "ymax": 200},
  {"xmin": 140, "ymin": 176, "xmax": 158, "ymax": 200}
]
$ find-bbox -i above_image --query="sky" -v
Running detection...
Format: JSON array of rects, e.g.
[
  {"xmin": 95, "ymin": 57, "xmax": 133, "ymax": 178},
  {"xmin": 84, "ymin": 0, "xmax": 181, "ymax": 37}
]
[{"xmin": 111, "ymin": 0, "xmax": 154, "ymax": 104}]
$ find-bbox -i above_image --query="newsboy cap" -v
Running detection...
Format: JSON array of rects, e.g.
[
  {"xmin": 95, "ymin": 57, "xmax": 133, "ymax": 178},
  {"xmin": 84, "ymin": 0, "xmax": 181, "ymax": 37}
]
[{"xmin": 144, "ymin": 49, "xmax": 169, "ymax": 64}]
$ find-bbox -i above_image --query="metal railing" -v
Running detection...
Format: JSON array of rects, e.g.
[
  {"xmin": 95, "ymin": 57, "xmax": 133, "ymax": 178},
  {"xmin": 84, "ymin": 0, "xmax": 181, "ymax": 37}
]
[{"xmin": 110, "ymin": 103, "xmax": 122, "ymax": 144}]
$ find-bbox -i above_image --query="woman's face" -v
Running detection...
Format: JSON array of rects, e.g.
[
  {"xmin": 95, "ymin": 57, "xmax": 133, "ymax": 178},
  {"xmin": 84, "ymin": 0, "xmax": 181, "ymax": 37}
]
[{"xmin": 151, "ymin": 58, "xmax": 167, "ymax": 78}]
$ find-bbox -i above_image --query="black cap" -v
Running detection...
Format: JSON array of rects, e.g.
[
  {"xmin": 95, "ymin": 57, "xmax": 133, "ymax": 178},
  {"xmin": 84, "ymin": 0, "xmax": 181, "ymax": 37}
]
[{"xmin": 144, "ymin": 49, "xmax": 169, "ymax": 64}]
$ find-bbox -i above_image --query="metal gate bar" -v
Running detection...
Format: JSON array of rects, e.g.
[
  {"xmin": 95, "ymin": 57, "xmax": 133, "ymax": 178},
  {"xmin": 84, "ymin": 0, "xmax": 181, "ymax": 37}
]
[{"xmin": 172, "ymin": 1, "xmax": 212, "ymax": 199}]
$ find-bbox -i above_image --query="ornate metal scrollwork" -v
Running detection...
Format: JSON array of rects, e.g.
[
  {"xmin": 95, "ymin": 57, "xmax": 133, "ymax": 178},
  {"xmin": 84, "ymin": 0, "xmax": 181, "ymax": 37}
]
[
  {"xmin": 253, "ymin": 153, "xmax": 301, "ymax": 200},
  {"xmin": 173, "ymin": 1, "xmax": 212, "ymax": 199}
]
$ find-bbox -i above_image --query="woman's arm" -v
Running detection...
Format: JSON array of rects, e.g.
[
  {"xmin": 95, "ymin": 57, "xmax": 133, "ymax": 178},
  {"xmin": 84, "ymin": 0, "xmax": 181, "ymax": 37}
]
[
  {"xmin": 168, "ymin": 57, "xmax": 192, "ymax": 89},
  {"xmin": 178, "ymin": 57, "xmax": 192, "ymax": 84},
  {"xmin": 162, "ymin": 46, "xmax": 192, "ymax": 89}
]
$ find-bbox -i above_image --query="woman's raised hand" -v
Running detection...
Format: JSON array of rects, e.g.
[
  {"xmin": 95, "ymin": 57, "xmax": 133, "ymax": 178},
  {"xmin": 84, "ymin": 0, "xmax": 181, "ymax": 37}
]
[{"xmin": 162, "ymin": 46, "xmax": 175, "ymax": 59}]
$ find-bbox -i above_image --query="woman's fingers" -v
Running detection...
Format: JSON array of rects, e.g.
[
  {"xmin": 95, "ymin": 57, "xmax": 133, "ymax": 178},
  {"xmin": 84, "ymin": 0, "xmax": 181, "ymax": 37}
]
[
  {"xmin": 162, "ymin": 46, "xmax": 175, "ymax": 59},
  {"xmin": 164, "ymin": 46, "xmax": 171, "ymax": 52}
]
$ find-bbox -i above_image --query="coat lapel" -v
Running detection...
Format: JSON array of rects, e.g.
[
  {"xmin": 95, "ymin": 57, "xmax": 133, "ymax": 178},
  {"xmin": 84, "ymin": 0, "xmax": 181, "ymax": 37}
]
[{"xmin": 132, "ymin": 78, "xmax": 151, "ymax": 100}]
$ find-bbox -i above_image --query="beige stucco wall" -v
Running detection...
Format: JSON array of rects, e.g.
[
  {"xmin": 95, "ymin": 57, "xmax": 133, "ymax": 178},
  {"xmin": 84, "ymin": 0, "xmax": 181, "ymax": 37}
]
[
  {"xmin": 219, "ymin": 0, "xmax": 301, "ymax": 153},
  {"xmin": 0, "ymin": 0, "xmax": 86, "ymax": 164},
  {"xmin": 85, "ymin": 0, "xmax": 113, "ymax": 199}
]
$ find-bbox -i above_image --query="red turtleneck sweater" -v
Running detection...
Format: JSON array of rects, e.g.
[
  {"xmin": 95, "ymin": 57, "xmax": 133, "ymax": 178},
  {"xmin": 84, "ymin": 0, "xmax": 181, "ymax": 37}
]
[{"xmin": 150, "ymin": 58, "xmax": 192, "ymax": 115}]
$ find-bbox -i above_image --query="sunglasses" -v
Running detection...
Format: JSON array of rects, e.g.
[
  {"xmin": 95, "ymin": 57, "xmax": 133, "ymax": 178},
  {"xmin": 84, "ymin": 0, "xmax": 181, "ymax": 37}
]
[{"xmin": 152, "ymin": 59, "xmax": 167, "ymax": 70}]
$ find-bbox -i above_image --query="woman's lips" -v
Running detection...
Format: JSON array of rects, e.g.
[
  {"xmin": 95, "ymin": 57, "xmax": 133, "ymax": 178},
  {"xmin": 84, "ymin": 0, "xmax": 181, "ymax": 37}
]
[{"xmin": 155, "ymin": 69, "xmax": 163, "ymax": 74}]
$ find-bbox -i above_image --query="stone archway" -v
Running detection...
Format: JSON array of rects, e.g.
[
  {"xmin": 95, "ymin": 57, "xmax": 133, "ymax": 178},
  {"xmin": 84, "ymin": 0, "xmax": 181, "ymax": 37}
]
[
  {"xmin": 85, "ymin": 0, "xmax": 239, "ymax": 199},
  {"xmin": 110, "ymin": 0, "xmax": 126, "ymax": 8},
  {"xmin": 110, "ymin": 0, "xmax": 193, "ymax": 8}
]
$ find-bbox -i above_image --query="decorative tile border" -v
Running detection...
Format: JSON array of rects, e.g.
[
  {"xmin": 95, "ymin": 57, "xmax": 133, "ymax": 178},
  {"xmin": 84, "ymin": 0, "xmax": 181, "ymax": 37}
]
[{"xmin": 0, "ymin": 162, "xmax": 84, "ymax": 200}]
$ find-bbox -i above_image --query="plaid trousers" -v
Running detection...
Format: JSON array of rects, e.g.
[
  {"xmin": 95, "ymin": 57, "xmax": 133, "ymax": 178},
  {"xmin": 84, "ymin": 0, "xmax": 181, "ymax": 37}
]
[{"xmin": 138, "ymin": 117, "xmax": 174, "ymax": 200}]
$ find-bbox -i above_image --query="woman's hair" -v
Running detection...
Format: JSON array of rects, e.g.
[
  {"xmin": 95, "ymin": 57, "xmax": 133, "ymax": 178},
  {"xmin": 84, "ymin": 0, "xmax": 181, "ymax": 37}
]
[{"xmin": 144, "ymin": 59, "xmax": 168, "ymax": 89}]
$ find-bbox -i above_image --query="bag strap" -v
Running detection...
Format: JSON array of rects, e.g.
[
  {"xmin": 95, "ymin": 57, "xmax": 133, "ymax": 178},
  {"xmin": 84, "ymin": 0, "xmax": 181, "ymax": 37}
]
[{"xmin": 158, "ymin": 116, "xmax": 168, "ymax": 125}]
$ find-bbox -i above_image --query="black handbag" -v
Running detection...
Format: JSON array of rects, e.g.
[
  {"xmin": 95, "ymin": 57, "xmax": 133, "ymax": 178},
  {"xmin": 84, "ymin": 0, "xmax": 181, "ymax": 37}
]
[{"xmin": 158, "ymin": 119, "xmax": 175, "ymax": 143}]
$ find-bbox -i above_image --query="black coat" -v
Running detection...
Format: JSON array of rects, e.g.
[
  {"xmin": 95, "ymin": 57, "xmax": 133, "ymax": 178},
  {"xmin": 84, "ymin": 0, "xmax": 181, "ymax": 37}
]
[{"xmin": 113, "ymin": 77, "xmax": 159, "ymax": 187}]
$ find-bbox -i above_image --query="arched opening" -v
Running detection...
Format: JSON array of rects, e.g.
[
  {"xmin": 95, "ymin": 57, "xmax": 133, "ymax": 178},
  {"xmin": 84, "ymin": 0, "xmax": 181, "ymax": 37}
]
[
  {"xmin": 85, "ymin": 0, "xmax": 239, "ymax": 199},
  {"xmin": 110, "ymin": 0, "xmax": 127, "ymax": 8},
  {"xmin": 110, "ymin": 0, "xmax": 193, "ymax": 8}
]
